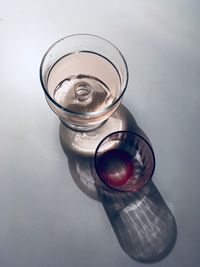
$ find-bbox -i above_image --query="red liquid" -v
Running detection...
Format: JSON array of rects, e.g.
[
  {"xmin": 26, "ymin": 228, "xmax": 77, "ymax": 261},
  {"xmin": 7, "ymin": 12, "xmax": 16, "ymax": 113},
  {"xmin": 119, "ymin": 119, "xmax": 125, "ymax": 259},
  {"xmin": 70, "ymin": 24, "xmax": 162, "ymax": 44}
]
[{"xmin": 97, "ymin": 149, "xmax": 134, "ymax": 187}]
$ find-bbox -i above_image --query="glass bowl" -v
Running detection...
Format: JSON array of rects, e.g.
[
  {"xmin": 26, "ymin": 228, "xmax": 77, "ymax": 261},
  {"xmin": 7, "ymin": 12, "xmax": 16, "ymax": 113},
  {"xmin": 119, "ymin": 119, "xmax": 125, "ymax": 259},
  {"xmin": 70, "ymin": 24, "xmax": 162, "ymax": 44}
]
[
  {"xmin": 40, "ymin": 34, "xmax": 128, "ymax": 131},
  {"xmin": 94, "ymin": 131, "xmax": 155, "ymax": 192}
]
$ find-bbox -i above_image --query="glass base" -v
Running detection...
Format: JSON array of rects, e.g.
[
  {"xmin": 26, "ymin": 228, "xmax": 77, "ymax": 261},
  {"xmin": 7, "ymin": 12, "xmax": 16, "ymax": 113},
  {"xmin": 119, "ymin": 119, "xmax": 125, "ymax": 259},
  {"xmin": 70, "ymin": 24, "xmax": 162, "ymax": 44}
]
[{"xmin": 60, "ymin": 118, "xmax": 107, "ymax": 132}]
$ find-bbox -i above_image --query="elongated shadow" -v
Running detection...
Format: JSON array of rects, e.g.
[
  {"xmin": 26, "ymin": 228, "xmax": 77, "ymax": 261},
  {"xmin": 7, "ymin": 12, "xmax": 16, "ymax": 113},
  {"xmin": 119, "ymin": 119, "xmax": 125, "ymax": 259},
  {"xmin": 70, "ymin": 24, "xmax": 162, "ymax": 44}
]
[
  {"xmin": 96, "ymin": 182, "xmax": 177, "ymax": 263},
  {"xmin": 59, "ymin": 105, "xmax": 177, "ymax": 262}
]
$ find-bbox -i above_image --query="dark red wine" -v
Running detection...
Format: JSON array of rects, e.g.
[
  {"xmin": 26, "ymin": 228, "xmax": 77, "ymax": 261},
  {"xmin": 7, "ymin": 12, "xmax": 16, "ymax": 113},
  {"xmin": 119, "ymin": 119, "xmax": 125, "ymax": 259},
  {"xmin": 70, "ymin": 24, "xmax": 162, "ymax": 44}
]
[{"xmin": 97, "ymin": 149, "xmax": 134, "ymax": 187}]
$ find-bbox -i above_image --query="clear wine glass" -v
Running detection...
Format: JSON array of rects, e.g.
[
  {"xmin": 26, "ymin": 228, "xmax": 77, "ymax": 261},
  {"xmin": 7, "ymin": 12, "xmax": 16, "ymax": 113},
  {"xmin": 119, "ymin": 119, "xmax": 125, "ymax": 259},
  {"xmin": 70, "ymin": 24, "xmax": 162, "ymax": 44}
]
[{"xmin": 40, "ymin": 34, "xmax": 128, "ymax": 131}]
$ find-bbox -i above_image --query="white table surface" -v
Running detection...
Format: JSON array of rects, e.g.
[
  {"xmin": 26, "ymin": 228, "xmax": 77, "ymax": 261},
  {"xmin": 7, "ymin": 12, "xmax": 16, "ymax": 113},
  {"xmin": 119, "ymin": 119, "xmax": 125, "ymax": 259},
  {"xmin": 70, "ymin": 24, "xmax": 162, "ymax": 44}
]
[{"xmin": 1, "ymin": 0, "xmax": 200, "ymax": 266}]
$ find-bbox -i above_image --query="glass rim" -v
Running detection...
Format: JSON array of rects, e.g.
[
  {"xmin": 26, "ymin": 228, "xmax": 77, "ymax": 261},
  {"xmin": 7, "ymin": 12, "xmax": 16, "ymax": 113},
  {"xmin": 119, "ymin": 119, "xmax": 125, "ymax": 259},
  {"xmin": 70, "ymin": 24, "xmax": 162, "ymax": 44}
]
[
  {"xmin": 39, "ymin": 33, "xmax": 129, "ymax": 116},
  {"xmin": 94, "ymin": 130, "xmax": 156, "ymax": 192}
]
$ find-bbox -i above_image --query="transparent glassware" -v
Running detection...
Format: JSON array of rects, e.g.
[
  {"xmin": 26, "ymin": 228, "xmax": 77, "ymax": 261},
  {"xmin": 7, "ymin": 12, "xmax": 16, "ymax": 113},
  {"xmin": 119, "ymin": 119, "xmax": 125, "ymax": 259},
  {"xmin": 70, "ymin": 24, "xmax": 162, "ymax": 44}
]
[
  {"xmin": 94, "ymin": 131, "xmax": 156, "ymax": 192},
  {"xmin": 40, "ymin": 34, "xmax": 128, "ymax": 131}
]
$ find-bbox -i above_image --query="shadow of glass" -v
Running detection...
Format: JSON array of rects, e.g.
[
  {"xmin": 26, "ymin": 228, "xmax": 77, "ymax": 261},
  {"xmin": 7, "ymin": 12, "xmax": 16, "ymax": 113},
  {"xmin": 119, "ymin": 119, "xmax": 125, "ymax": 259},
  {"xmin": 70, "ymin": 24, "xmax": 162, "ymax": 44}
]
[
  {"xmin": 59, "ymin": 104, "xmax": 177, "ymax": 263},
  {"xmin": 97, "ymin": 182, "xmax": 177, "ymax": 263},
  {"xmin": 59, "ymin": 104, "xmax": 138, "ymax": 157},
  {"xmin": 59, "ymin": 104, "xmax": 138, "ymax": 200}
]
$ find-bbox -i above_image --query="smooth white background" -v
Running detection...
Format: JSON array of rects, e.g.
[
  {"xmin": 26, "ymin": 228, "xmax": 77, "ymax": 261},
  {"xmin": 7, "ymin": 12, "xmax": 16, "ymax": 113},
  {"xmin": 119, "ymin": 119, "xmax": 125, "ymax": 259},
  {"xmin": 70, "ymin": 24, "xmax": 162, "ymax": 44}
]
[{"xmin": 1, "ymin": 0, "xmax": 200, "ymax": 266}]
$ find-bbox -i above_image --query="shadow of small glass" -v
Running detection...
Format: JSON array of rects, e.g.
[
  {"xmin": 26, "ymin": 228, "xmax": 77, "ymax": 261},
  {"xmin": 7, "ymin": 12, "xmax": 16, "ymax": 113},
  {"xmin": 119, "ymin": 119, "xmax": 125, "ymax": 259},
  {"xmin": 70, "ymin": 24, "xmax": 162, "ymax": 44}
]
[{"xmin": 59, "ymin": 105, "xmax": 177, "ymax": 263}]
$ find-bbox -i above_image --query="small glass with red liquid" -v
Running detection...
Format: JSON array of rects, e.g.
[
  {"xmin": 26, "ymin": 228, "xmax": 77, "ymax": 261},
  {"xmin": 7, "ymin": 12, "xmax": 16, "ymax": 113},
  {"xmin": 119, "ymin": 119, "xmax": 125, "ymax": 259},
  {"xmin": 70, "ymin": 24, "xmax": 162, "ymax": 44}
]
[{"xmin": 94, "ymin": 131, "xmax": 155, "ymax": 192}]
